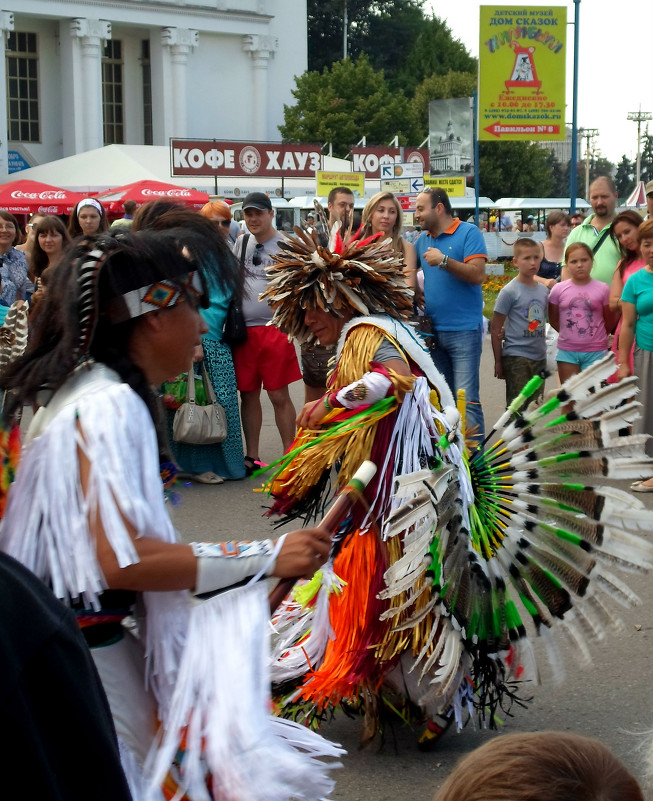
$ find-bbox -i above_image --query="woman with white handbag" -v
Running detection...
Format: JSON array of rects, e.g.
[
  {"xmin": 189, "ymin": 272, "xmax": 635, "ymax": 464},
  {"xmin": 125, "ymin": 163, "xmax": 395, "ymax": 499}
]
[{"xmin": 135, "ymin": 201, "xmax": 246, "ymax": 484}]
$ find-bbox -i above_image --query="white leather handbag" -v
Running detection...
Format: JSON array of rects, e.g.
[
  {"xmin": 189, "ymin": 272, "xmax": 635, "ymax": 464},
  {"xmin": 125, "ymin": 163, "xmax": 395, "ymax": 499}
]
[{"xmin": 172, "ymin": 363, "xmax": 227, "ymax": 445}]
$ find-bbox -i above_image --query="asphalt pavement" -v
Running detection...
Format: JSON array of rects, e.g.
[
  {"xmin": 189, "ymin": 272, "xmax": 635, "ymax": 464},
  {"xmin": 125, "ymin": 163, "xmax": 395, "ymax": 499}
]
[{"xmin": 170, "ymin": 338, "xmax": 653, "ymax": 800}]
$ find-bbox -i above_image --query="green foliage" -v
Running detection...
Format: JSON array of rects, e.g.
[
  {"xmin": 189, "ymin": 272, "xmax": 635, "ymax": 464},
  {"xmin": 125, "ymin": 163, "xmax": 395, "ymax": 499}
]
[
  {"xmin": 307, "ymin": 1, "xmax": 476, "ymax": 97},
  {"xmin": 588, "ymin": 156, "xmax": 615, "ymax": 186},
  {"xmin": 398, "ymin": 17, "xmax": 477, "ymax": 96},
  {"xmin": 279, "ymin": 55, "xmax": 418, "ymax": 157},
  {"xmin": 411, "ymin": 70, "xmax": 477, "ymax": 136},
  {"xmin": 478, "ymin": 141, "xmax": 554, "ymax": 198},
  {"xmin": 307, "ymin": 0, "xmax": 425, "ymax": 76},
  {"xmin": 641, "ymin": 135, "xmax": 653, "ymax": 185},
  {"xmin": 363, "ymin": 3, "xmax": 427, "ymax": 88},
  {"xmin": 615, "ymin": 155, "xmax": 635, "ymax": 198},
  {"xmin": 544, "ymin": 151, "xmax": 570, "ymax": 197}
]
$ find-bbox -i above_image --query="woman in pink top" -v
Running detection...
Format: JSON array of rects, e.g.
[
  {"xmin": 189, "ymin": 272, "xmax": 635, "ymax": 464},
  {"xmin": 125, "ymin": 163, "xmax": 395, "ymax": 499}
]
[{"xmin": 607, "ymin": 211, "xmax": 646, "ymax": 381}]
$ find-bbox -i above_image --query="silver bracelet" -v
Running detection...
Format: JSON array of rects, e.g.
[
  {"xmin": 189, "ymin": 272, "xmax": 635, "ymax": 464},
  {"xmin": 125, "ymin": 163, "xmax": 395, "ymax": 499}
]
[{"xmin": 439, "ymin": 254, "xmax": 449, "ymax": 270}]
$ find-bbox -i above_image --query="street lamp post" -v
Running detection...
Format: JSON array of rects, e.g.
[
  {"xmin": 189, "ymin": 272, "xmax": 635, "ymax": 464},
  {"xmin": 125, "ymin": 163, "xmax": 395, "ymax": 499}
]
[
  {"xmin": 569, "ymin": 0, "xmax": 581, "ymax": 211},
  {"xmin": 627, "ymin": 108, "xmax": 653, "ymax": 185},
  {"xmin": 579, "ymin": 127, "xmax": 599, "ymax": 199}
]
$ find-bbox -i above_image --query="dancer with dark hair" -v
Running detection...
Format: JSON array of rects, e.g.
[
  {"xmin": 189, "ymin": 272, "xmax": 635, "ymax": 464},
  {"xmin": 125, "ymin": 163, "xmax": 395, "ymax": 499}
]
[{"xmin": 0, "ymin": 231, "xmax": 338, "ymax": 800}]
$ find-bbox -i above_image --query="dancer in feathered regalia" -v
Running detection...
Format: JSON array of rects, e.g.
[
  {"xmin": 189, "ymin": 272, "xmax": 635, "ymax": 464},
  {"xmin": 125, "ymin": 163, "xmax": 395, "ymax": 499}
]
[{"xmin": 259, "ymin": 213, "xmax": 653, "ymax": 748}]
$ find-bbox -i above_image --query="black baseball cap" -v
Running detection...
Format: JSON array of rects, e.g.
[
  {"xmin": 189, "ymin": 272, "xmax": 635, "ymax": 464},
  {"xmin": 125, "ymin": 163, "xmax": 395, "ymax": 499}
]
[{"xmin": 242, "ymin": 192, "xmax": 272, "ymax": 211}]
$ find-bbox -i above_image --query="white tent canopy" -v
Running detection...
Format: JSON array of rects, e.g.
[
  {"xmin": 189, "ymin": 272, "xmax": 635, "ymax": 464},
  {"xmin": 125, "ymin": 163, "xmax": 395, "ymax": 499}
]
[
  {"xmin": 493, "ymin": 197, "xmax": 591, "ymax": 210},
  {"xmin": 0, "ymin": 145, "xmax": 353, "ymax": 198}
]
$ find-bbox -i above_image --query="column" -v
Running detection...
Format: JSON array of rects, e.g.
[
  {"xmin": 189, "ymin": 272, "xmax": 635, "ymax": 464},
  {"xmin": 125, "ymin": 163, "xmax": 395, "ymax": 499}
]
[
  {"xmin": 68, "ymin": 18, "xmax": 111, "ymax": 153},
  {"xmin": 161, "ymin": 28, "xmax": 198, "ymax": 139},
  {"xmin": 0, "ymin": 11, "xmax": 14, "ymax": 176},
  {"xmin": 242, "ymin": 35, "xmax": 278, "ymax": 141}
]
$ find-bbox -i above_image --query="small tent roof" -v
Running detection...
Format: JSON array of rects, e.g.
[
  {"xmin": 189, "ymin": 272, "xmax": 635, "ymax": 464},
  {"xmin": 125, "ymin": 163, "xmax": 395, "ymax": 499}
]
[
  {"xmin": 0, "ymin": 179, "xmax": 88, "ymax": 214},
  {"xmin": 94, "ymin": 180, "xmax": 209, "ymax": 214},
  {"xmin": 625, "ymin": 181, "xmax": 647, "ymax": 208}
]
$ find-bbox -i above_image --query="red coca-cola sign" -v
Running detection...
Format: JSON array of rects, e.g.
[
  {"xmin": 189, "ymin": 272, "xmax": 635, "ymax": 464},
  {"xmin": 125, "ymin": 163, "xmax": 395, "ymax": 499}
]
[
  {"xmin": 10, "ymin": 189, "xmax": 69, "ymax": 200},
  {"xmin": 0, "ymin": 180, "xmax": 89, "ymax": 213}
]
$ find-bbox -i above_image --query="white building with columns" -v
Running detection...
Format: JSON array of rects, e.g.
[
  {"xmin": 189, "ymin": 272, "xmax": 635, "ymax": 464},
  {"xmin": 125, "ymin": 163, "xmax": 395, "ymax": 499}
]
[{"xmin": 0, "ymin": 0, "xmax": 306, "ymax": 177}]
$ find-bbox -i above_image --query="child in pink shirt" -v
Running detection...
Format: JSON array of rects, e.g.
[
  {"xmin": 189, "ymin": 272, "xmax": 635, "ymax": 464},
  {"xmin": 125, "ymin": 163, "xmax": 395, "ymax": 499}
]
[{"xmin": 548, "ymin": 242, "xmax": 616, "ymax": 384}]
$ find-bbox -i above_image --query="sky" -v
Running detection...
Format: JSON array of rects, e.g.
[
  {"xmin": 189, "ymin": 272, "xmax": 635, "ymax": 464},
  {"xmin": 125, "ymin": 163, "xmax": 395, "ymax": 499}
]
[{"xmin": 424, "ymin": 0, "xmax": 653, "ymax": 166}]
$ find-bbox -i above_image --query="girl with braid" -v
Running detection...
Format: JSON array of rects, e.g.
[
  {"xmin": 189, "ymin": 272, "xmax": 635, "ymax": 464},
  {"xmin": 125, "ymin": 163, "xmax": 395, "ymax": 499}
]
[{"xmin": 0, "ymin": 232, "xmax": 339, "ymax": 801}]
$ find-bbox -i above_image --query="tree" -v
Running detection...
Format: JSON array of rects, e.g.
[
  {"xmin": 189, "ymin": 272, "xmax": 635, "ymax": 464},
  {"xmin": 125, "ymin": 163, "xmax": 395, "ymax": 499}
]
[
  {"xmin": 307, "ymin": 0, "xmax": 425, "ymax": 76},
  {"xmin": 589, "ymin": 156, "xmax": 615, "ymax": 184},
  {"xmin": 640, "ymin": 134, "xmax": 653, "ymax": 185},
  {"xmin": 478, "ymin": 141, "xmax": 554, "ymax": 198},
  {"xmin": 398, "ymin": 16, "xmax": 477, "ymax": 96},
  {"xmin": 411, "ymin": 70, "xmax": 476, "ymax": 136},
  {"xmin": 614, "ymin": 155, "xmax": 635, "ymax": 198},
  {"xmin": 544, "ymin": 150, "xmax": 570, "ymax": 198},
  {"xmin": 279, "ymin": 55, "xmax": 419, "ymax": 157}
]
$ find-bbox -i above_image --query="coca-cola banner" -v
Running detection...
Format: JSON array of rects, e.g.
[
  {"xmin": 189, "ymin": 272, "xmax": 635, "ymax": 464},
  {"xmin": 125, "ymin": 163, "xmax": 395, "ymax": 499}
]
[
  {"xmin": 171, "ymin": 140, "xmax": 323, "ymax": 178},
  {"xmin": 349, "ymin": 146, "xmax": 430, "ymax": 179},
  {"xmin": 0, "ymin": 180, "xmax": 89, "ymax": 214}
]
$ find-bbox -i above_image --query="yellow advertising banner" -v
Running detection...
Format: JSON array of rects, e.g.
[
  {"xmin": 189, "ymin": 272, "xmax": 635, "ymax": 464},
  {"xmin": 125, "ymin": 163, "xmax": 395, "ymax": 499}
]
[
  {"xmin": 478, "ymin": 6, "xmax": 566, "ymax": 141},
  {"xmin": 424, "ymin": 175, "xmax": 466, "ymax": 197},
  {"xmin": 316, "ymin": 171, "xmax": 365, "ymax": 196}
]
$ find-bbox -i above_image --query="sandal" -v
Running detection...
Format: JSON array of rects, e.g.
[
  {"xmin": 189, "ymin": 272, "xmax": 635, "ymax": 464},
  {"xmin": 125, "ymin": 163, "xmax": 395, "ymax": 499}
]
[
  {"xmin": 631, "ymin": 479, "xmax": 653, "ymax": 493},
  {"xmin": 244, "ymin": 457, "xmax": 268, "ymax": 477},
  {"xmin": 191, "ymin": 472, "xmax": 224, "ymax": 485}
]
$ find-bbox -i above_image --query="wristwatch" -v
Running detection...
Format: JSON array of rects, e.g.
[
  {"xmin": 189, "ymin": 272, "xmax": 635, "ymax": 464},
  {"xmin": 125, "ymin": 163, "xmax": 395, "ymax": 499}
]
[{"xmin": 439, "ymin": 254, "xmax": 449, "ymax": 270}]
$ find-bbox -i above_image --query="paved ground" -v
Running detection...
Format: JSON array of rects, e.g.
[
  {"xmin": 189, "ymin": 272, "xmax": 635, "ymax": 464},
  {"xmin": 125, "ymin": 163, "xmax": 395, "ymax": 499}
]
[{"xmin": 170, "ymin": 339, "xmax": 653, "ymax": 800}]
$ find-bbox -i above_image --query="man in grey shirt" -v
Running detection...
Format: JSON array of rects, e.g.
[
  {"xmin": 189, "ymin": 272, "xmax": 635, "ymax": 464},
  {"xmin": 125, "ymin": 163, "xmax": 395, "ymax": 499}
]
[{"xmin": 232, "ymin": 193, "xmax": 302, "ymax": 474}]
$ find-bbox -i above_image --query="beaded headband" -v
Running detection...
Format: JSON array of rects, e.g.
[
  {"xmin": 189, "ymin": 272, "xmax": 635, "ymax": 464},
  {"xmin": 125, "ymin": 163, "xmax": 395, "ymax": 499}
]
[{"xmin": 104, "ymin": 271, "xmax": 204, "ymax": 324}]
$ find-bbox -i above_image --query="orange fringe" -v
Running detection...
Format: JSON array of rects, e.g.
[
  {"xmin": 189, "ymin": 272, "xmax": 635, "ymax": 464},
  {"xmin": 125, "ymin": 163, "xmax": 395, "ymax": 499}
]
[{"xmin": 298, "ymin": 528, "xmax": 390, "ymax": 710}]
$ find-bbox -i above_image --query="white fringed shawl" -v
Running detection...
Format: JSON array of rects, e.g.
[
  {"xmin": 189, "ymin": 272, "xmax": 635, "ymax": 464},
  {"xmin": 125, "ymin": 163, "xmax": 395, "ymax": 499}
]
[{"xmin": 0, "ymin": 364, "xmax": 342, "ymax": 801}]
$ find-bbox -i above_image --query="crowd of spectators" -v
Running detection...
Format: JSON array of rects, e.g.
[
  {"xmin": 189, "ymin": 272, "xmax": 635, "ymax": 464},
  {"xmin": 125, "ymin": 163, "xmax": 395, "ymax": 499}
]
[{"xmin": 1, "ymin": 178, "xmax": 653, "ymax": 798}]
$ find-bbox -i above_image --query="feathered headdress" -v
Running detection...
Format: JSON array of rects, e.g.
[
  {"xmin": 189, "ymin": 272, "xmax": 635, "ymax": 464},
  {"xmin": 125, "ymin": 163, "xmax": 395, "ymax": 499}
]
[{"xmin": 261, "ymin": 203, "xmax": 414, "ymax": 343}]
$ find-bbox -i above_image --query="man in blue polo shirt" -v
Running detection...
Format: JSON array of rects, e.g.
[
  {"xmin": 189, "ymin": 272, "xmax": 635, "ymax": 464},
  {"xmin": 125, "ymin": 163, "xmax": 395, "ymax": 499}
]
[{"xmin": 415, "ymin": 187, "xmax": 488, "ymax": 445}]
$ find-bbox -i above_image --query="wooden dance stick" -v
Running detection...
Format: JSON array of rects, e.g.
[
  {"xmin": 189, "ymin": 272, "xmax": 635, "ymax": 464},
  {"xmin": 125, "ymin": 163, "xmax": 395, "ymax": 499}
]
[{"xmin": 268, "ymin": 460, "xmax": 377, "ymax": 614}]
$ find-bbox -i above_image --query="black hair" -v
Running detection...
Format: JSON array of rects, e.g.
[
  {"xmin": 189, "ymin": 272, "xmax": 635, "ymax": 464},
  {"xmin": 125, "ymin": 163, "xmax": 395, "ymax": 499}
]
[
  {"xmin": 327, "ymin": 186, "xmax": 355, "ymax": 206},
  {"xmin": 1, "ymin": 227, "xmax": 238, "ymax": 426},
  {"xmin": 132, "ymin": 199, "xmax": 243, "ymax": 305},
  {"xmin": 421, "ymin": 186, "xmax": 453, "ymax": 215}
]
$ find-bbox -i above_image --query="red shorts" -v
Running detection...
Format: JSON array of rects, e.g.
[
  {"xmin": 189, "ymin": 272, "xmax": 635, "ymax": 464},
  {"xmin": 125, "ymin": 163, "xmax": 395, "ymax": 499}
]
[{"xmin": 232, "ymin": 325, "xmax": 302, "ymax": 392}]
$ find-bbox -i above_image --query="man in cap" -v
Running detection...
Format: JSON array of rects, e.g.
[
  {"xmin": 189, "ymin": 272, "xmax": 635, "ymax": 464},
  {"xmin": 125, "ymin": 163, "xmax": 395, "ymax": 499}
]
[
  {"xmin": 232, "ymin": 193, "xmax": 302, "ymax": 474},
  {"xmin": 646, "ymin": 180, "xmax": 653, "ymax": 221}
]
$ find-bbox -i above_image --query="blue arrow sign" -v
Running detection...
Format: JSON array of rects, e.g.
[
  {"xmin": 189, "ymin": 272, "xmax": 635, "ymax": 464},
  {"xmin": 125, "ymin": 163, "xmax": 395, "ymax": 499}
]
[{"xmin": 410, "ymin": 176, "xmax": 425, "ymax": 193}]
